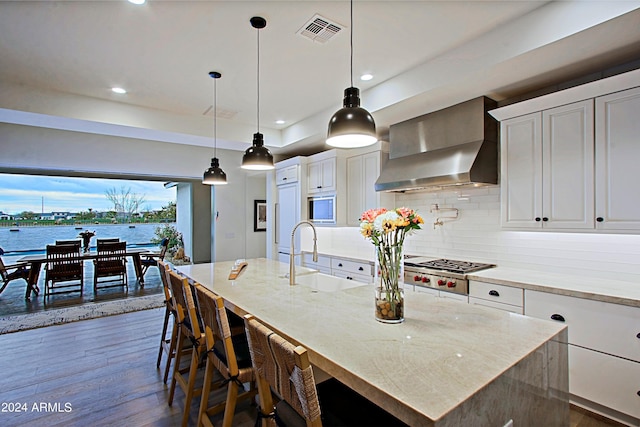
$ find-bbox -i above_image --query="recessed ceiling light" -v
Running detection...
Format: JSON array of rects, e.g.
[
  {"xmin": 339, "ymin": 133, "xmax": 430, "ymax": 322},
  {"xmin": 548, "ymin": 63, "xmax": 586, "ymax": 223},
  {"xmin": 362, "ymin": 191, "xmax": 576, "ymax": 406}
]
[
  {"xmin": 275, "ymin": 120, "xmax": 285, "ymax": 125},
  {"xmin": 111, "ymin": 87, "xmax": 127, "ymax": 94},
  {"xmin": 360, "ymin": 74, "xmax": 373, "ymax": 81},
  {"xmin": 128, "ymin": 0, "xmax": 146, "ymax": 5}
]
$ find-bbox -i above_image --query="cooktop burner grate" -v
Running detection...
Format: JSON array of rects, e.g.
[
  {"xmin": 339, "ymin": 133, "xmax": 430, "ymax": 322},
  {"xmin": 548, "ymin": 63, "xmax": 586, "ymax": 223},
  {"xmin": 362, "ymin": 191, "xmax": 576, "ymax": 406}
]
[{"xmin": 407, "ymin": 258, "xmax": 494, "ymax": 274}]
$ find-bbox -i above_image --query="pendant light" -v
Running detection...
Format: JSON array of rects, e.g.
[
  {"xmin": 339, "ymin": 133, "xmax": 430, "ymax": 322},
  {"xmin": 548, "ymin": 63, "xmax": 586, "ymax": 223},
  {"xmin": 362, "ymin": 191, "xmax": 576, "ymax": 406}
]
[
  {"xmin": 242, "ymin": 16, "xmax": 274, "ymax": 170},
  {"xmin": 327, "ymin": 0, "xmax": 377, "ymax": 148},
  {"xmin": 203, "ymin": 71, "xmax": 228, "ymax": 185}
]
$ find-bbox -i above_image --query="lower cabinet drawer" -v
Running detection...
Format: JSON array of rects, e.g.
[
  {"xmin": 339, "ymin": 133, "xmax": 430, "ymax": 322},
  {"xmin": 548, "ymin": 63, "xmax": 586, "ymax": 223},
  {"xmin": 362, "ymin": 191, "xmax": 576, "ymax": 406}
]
[
  {"xmin": 469, "ymin": 280, "xmax": 523, "ymax": 307},
  {"xmin": 331, "ymin": 258, "xmax": 373, "ymax": 276},
  {"xmin": 301, "ymin": 253, "xmax": 331, "ymax": 269},
  {"xmin": 569, "ymin": 345, "xmax": 640, "ymax": 419},
  {"xmin": 525, "ymin": 290, "xmax": 640, "ymax": 362},
  {"xmin": 332, "ymin": 270, "xmax": 372, "ymax": 284},
  {"xmin": 469, "ymin": 296, "xmax": 523, "ymax": 314}
]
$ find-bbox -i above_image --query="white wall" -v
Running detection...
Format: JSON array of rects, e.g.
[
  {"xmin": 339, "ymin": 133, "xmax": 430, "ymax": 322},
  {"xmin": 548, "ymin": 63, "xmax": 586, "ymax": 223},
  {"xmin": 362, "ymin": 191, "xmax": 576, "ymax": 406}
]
[{"xmin": 302, "ymin": 186, "xmax": 640, "ymax": 283}]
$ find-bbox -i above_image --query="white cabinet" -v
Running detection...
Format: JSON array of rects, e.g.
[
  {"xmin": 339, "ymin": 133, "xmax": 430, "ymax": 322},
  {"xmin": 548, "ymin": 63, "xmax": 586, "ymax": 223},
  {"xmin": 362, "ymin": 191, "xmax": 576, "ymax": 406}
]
[
  {"xmin": 500, "ymin": 100, "xmax": 594, "ymax": 229},
  {"xmin": 307, "ymin": 157, "xmax": 336, "ymax": 194},
  {"xmin": 301, "ymin": 253, "xmax": 374, "ymax": 284},
  {"xmin": 524, "ymin": 290, "xmax": 640, "ymax": 419},
  {"xmin": 346, "ymin": 151, "xmax": 395, "ymax": 226},
  {"xmin": 469, "ymin": 280, "xmax": 523, "ymax": 314},
  {"xmin": 275, "ymin": 165, "xmax": 298, "ymax": 186},
  {"xmin": 276, "ymin": 182, "xmax": 301, "ymax": 257},
  {"xmin": 301, "ymin": 253, "xmax": 331, "ymax": 275},
  {"xmin": 595, "ymin": 86, "xmax": 640, "ymax": 231},
  {"xmin": 330, "ymin": 257, "xmax": 373, "ymax": 283}
]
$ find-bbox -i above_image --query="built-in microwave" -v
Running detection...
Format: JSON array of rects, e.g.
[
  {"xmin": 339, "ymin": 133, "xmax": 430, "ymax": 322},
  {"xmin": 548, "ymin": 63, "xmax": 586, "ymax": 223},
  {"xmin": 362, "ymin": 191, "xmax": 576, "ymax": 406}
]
[{"xmin": 308, "ymin": 195, "xmax": 336, "ymax": 224}]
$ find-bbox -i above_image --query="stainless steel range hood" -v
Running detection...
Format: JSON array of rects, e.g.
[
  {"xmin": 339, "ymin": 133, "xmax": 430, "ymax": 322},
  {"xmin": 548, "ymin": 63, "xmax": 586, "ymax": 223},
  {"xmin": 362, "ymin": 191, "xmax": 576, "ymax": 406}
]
[{"xmin": 375, "ymin": 96, "xmax": 498, "ymax": 193}]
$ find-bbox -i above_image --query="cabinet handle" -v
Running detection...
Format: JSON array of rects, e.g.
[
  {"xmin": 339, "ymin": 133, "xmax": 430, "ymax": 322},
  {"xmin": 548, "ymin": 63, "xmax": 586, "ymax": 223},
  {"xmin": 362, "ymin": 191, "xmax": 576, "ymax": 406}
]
[
  {"xmin": 535, "ymin": 217, "xmax": 541, "ymax": 222},
  {"xmin": 637, "ymin": 332, "xmax": 640, "ymax": 339},
  {"xmin": 542, "ymin": 217, "xmax": 549, "ymax": 222},
  {"xmin": 282, "ymin": 177, "xmax": 287, "ymax": 181},
  {"xmin": 596, "ymin": 217, "xmax": 604, "ymax": 222},
  {"xmin": 489, "ymin": 290, "xmax": 500, "ymax": 297},
  {"xmin": 338, "ymin": 263, "xmax": 343, "ymax": 267},
  {"xmin": 550, "ymin": 314, "xmax": 565, "ymax": 322},
  {"xmin": 358, "ymin": 266, "xmax": 363, "ymax": 271},
  {"xmin": 317, "ymin": 186, "xmax": 322, "ymax": 189},
  {"xmin": 346, "ymin": 276, "xmax": 353, "ymax": 280}
]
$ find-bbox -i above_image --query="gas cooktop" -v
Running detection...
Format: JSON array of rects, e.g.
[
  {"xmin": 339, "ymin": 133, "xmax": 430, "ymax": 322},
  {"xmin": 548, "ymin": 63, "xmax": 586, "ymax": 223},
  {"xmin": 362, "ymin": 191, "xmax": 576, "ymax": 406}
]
[{"xmin": 404, "ymin": 257, "xmax": 495, "ymax": 274}]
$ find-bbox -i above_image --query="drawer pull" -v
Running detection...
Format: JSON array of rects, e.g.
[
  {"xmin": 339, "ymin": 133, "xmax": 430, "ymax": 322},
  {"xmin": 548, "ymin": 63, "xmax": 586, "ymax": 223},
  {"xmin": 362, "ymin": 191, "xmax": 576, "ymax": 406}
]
[
  {"xmin": 338, "ymin": 263, "xmax": 343, "ymax": 267},
  {"xmin": 358, "ymin": 266, "xmax": 364, "ymax": 271},
  {"xmin": 550, "ymin": 314, "xmax": 565, "ymax": 322},
  {"xmin": 346, "ymin": 276, "xmax": 353, "ymax": 280},
  {"xmin": 488, "ymin": 290, "xmax": 500, "ymax": 297},
  {"xmin": 637, "ymin": 332, "xmax": 640, "ymax": 339}
]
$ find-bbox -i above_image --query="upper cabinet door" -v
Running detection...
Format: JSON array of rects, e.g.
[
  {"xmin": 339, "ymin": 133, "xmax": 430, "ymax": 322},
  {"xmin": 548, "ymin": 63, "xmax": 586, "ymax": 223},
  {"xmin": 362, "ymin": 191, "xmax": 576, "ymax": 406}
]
[
  {"xmin": 596, "ymin": 86, "xmax": 640, "ymax": 230},
  {"xmin": 307, "ymin": 158, "xmax": 336, "ymax": 194},
  {"xmin": 501, "ymin": 113, "xmax": 543, "ymax": 228},
  {"xmin": 542, "ymin": 100, "xmax": 594, "ymax": 229}
]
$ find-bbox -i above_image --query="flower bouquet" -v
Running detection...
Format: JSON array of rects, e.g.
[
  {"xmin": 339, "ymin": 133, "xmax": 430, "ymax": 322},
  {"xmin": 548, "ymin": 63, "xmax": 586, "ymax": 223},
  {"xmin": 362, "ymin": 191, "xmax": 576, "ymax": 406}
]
[{"xmin": 360, "ymin": 207, "xmax": 423, "ymax": 323}]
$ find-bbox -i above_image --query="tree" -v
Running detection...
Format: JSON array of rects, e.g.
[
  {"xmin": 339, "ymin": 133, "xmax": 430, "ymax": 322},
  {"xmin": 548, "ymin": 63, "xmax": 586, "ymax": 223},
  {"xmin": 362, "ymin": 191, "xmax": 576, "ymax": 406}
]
[
  {"xmin": 19, "ymin": 211, "xmax": 37, "ymax": 220},
  {"xmin": 104, "ymin": 186, "xmax": 146, "ymax": 221}
]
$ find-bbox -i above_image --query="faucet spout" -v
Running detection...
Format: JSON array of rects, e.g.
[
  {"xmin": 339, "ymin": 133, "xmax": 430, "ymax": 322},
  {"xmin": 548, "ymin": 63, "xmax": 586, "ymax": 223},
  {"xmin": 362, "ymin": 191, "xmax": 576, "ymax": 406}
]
[{"xmin": 290, "ymin": 220, "xmax": 318, "ymax": 286}]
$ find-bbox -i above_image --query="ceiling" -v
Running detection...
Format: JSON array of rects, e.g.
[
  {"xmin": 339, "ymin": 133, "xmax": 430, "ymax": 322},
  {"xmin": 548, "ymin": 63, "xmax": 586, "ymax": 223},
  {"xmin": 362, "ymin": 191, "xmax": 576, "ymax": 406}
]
[{"xmin": 1, "ymin": 0, "xmax": 640, "ymax": 158}]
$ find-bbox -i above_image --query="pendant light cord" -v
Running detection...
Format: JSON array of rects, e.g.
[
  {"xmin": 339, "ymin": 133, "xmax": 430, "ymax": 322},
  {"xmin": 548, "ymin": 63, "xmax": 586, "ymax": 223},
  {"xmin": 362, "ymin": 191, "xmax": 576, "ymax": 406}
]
[
  {"xmin": 213, "ymin": 76, "xmax": 217, "ymax": 158},
  {"xmin": 257, "ymin": 25, "xmax": 260, "ymax": 133},
  {"xmin": 350, "ymin": 0, "xmax": 353, "ymax": 88}
]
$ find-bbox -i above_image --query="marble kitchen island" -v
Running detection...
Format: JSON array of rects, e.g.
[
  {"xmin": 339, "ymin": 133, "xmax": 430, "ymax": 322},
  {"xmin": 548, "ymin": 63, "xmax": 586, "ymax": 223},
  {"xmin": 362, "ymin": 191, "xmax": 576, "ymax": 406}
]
[{"xmin": 177, "ymin": 258, "xmax": 569, "ymax": 426}]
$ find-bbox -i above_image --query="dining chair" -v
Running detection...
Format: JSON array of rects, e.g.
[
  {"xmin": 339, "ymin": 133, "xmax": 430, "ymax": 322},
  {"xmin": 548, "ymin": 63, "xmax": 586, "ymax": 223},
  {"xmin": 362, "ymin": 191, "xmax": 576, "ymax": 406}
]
[
  {"xmin": 244, "ymin": 315, "xmax": 409, "ymax": 427},
  {"xmin": 55, "ymin": 239, "xmax": 82, "ymax": 246},
  {"xmin": 167, "ymin": 270, "xmax": 206, "ymax": 427},
  {"xmin": 141, "ymin": 237, "xmax": 169, "ymax": 277},
  {"xmin": 93, "ymin": 241, "xmax": 128, "ymax": 292},
  {"xmin": 44, "ymin": 243, "xmax": 84, "ymax": 297},
  {"xmin": 0, "ymin": 248, "xmax": 31, "ymax": 296},
  {"xmin": 195, "ymin": 286, "xmax": 256, "ymax": 427},
  {"xmin": 96, "ymin": 238, "xmax": 120, "ymax": 244},
  {"xmin": 156, "ymin": 260, "xmax": 177, "ymax": 383}
]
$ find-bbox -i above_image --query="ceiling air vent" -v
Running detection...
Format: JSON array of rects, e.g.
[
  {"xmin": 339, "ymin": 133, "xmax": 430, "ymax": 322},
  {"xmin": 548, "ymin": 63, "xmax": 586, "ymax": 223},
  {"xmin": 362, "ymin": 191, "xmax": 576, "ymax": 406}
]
[
  {"xmin": 297, "ymin": 14, "xmax": 343, "ymax": 44},
  {"xmin": 202, "ymin": 105, "xmax": 237, "ymax": 119}
]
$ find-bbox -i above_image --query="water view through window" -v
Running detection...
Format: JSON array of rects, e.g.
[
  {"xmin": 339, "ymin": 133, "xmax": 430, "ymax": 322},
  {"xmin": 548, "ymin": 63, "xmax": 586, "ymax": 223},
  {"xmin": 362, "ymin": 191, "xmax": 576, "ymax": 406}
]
[{"xmin": 0, "ymin": 174, "xmax": 177, "ymax": 259}]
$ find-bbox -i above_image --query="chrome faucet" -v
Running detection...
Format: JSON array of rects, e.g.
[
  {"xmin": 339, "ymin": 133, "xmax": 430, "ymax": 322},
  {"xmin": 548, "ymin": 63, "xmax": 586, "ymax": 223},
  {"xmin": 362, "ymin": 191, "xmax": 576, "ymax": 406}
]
[{"xmin": 289, "ymin": 220, "xmax": 318, "ymax": 285}]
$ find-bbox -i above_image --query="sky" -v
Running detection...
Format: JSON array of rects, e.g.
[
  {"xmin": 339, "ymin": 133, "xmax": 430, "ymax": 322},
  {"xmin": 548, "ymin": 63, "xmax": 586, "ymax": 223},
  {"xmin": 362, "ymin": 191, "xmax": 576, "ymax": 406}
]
[{"xmin": 0, "ymin": 174, "xmax": 176, "ymax": 215}]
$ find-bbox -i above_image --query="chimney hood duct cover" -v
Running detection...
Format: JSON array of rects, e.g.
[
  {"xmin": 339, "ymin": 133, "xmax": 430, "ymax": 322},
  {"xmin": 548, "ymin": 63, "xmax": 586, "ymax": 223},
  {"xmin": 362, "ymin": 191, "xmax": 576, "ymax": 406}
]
[{"xmin": 375, "ymin": 96, "xmax": 498, "ymax": 193}]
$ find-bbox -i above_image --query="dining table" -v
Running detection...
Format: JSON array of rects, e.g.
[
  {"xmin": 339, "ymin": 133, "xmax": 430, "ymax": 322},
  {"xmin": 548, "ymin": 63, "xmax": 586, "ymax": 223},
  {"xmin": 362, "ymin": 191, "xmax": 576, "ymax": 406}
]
[
  {"xmin": 18, "ymin": 248, "xmax": 149, "ymax": 299},
  {"xmin": 176, "ymin": 258, "xmax": 569, "ymax": 427}
]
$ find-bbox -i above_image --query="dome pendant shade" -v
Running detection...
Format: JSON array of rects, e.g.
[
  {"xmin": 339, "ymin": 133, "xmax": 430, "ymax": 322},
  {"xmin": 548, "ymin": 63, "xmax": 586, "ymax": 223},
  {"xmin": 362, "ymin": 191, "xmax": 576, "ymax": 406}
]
[
  {"xmin": 327, "ymin": 87, "xmax": 377, "ymax": 148},
  {"xmin": 242, "ymin": 16, "xmax": 274, "ymax": 171},
  {"xmin": 242, "ymin": 132, "xmax": 274, "ymax": 170},
  {"xmin": 203, "ymin": 157, "xmax": 227, "ymax": 185},
  {"xmin": 203, "ymin": 70, "xmax": 227, "ymax": 185}
]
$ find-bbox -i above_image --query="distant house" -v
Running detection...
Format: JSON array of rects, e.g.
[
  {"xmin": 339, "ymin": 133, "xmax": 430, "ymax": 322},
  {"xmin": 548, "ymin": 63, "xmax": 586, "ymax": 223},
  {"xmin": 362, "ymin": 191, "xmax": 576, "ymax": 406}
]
[
  {"xmin": 39, "ymin": 211, "xmax": 75, "ymax": 221},
  {"xmin": 0, "ymin": 211, "xmax": 11, "ymax": 220}
]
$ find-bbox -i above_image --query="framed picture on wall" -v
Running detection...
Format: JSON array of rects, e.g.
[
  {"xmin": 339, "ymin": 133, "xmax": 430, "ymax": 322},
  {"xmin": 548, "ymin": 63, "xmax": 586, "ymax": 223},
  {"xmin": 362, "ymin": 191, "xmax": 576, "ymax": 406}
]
[{"xmin": 254, "ymin": 200, "xmax": 267, "ymax": 232}]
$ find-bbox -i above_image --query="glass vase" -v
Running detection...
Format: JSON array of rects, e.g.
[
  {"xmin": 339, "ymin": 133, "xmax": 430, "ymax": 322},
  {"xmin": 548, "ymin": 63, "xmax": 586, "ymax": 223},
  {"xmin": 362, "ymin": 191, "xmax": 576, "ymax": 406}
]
[{"xmin": 374, "ymin": 243, "xmax": 404, "ymax": 323}]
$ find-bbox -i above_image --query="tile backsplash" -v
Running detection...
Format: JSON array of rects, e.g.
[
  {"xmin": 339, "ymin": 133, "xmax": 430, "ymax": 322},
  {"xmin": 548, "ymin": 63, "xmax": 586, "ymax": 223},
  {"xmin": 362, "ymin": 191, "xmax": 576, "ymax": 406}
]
[{"xmin": 304, "ymin": 186, "xmax": 640, "ymax": 283}]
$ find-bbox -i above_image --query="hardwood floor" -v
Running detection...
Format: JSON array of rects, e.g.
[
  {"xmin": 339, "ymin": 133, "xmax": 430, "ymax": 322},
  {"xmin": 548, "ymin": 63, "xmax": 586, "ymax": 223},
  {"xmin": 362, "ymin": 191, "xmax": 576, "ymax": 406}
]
[{"xmin": 0, "ymin": 308, "xmax": 626, "ymax": 427}]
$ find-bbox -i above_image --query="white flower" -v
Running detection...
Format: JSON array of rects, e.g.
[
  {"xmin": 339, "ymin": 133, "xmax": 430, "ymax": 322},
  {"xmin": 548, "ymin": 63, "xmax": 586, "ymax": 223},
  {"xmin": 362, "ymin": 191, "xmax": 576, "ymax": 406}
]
[{"xmin": 373, "ymin": 210, "xmax": 400, "ymax": 233}]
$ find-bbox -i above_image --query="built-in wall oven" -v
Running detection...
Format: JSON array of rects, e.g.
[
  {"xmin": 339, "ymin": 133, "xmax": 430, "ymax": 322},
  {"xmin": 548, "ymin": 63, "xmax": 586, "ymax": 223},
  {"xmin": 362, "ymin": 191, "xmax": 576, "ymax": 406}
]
[{"xmin": 404, "ymin": 257, "xmax": 495, "ymax": 296}]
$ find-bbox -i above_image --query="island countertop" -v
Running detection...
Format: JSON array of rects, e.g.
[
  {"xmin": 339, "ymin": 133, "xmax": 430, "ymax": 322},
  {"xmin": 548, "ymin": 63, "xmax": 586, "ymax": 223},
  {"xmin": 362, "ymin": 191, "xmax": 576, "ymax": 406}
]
[{"xmin": 177, "ymin": 258, "xmax": 568, "ymax": 426}]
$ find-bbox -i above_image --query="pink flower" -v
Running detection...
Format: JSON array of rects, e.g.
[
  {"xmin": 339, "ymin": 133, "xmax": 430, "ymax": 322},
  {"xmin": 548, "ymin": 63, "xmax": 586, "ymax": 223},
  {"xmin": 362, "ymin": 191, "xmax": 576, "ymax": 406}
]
[{"xmin": 360, "ymin": 208, "xmax": 387, "ymax": 223}]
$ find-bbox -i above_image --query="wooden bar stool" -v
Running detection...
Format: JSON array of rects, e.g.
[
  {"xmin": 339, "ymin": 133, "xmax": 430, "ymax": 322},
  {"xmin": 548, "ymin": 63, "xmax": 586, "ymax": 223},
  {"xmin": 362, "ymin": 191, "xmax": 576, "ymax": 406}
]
[
  {"xmin": 195, "ymin": 286, "xmax": 256, "ymax": 427},
  {"xmin": 156, "ymin": 260, "xmax": 177, "ymax": 383},
  {"xmin": 166, "ymin": 270, "xmax": 206, "ymax": 427}
]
